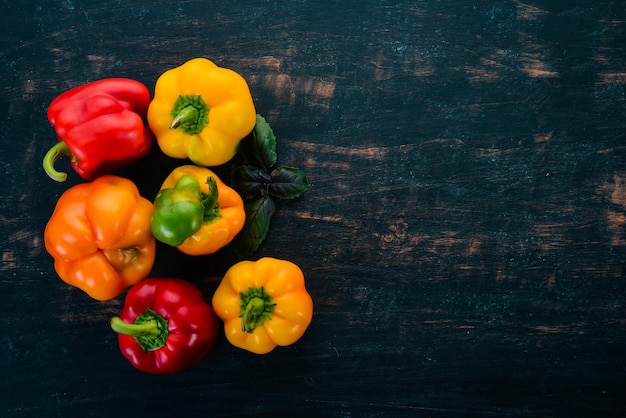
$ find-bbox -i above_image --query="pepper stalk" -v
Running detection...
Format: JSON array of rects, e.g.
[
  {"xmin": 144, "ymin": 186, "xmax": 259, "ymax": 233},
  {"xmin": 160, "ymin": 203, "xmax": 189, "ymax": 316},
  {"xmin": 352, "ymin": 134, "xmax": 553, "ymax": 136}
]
[
  {"xmin": 239, "ymin": 286, "xmax": 276, "ymax": 333},
  {"xmin": 110, "ymin": 309, "xmax": 169, "ymax": 351},
  {"xmin": 42, "ymin": 141, "xmax": 74, "ymax": 182},
  {"xmin": 169, "ymin": 95, "xmax": 209, "ymax": 135}
]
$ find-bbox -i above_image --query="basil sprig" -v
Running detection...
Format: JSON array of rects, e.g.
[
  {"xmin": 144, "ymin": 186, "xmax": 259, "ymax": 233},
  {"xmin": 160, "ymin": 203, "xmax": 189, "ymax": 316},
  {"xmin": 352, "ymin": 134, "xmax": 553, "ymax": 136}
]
[{"xmin": 231, "ymin": 115, "xmax": 310, "ymax": 258}]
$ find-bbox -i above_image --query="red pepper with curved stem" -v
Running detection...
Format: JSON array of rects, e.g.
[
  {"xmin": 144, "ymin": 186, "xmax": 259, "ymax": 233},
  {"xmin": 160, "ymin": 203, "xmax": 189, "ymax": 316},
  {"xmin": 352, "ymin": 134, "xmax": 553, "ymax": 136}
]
[
  {"xmin": 110, "ymin": 278, "xmax": 219, "ymax": 374},
  {"xmin": 43, "ymin": 78, "xmax": 154, "ymax": 182}
]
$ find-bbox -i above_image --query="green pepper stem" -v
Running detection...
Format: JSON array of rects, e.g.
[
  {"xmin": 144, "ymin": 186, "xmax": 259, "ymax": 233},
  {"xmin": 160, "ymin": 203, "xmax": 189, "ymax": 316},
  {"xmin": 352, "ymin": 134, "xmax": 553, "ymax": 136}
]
[
  {"xmin": 110, "ymin": 310, "xmax": 169, "ymax": 351},
  {"xmin": 110, "ymin": 317, "xmax": 161, "ymax": 338},
  {"xmin": 42, "ymin": 141, "xmax": 71, "ymax": 182},
  {"xmin": 239, "ymin": 286, "xmax": 276, "ymax": 334},
  {"xmin": 169, "ymin": 106, "xmax": 198, "ymax": 130},
  {"xmin": 241, "ymin": 297, "xmax": 266, "ymax": 333},
  {"xmin": 169, "ymin": 95, "xmax": 209, "ymax": 135},
  {"xmin": 202, "ymin": 176, "xmax": 221, "ymax": 223}
]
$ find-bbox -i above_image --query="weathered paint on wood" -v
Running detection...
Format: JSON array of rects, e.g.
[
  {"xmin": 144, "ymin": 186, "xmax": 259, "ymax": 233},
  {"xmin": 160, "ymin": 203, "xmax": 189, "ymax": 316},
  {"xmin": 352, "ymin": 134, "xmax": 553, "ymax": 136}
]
[{"xmin": 1, "ymin": 1, "xmax": 625, "ymax": 416}]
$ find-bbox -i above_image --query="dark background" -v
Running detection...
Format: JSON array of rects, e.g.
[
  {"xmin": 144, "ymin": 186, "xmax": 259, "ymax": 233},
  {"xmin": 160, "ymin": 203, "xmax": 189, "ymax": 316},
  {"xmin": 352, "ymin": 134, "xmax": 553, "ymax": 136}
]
[{"xmin": 2, "ymin": 0, "xmax": 626, "ymax": 417}]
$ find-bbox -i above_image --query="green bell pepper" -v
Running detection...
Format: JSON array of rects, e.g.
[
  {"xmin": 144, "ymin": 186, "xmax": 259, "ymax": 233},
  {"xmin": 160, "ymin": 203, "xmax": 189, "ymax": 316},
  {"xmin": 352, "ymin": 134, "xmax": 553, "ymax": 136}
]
[{"xmin": 150, "ymin": 174, "xmax": 220, "ymax": 247}]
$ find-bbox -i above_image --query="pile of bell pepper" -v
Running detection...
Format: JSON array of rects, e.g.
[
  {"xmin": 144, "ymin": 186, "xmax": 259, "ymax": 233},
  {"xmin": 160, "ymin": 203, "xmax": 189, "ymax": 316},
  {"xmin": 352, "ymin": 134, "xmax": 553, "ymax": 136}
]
[{"xmin": 41, "ymin": 58, "xmax": 313, "ymax": 374}]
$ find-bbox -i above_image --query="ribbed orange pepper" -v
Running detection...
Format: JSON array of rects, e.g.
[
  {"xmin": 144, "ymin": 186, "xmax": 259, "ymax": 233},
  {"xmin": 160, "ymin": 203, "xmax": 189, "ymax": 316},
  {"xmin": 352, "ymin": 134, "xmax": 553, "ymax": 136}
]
[
  {"xmin": 44, "ymin": 175, "xmax": 156, "ymax": 301},
  {"xmin": 156, "ymin": 165, "xmax": 245, "ymax": 256}
]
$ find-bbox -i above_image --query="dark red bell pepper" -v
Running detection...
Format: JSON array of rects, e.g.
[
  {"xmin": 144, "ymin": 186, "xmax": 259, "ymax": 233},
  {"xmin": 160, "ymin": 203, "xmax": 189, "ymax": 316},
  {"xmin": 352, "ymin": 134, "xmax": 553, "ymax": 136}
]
[
  {"xmin": 43, "ymin": 78, "xmax": 154, "ymax": 182},
  {"xmin": 110, "ymin": 278, "xmax": 219, "ymax": 374}
]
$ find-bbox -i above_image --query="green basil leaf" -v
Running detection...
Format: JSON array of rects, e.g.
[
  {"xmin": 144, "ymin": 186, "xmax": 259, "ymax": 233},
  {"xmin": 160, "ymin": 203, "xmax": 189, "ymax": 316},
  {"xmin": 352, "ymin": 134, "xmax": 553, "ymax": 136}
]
[
  {"xmin": 270, "ymin": 166, "xmax": 311, "ymax": 200},
  {"xmin": 231, "ymin": 165, "xmax": 271, "ymax": 199},
  {"xmin": 238, "ymin": 114, "xmax": 278, "ymax": 170},
  {"xmin": 235, "ymin": 196, "xmax": 276, "ymax": 258}
]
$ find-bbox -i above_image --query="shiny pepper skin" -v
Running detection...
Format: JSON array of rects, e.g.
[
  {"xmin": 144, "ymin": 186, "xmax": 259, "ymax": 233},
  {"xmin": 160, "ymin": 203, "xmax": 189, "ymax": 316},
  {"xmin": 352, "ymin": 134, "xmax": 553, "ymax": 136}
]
[
  {"xmin": 44, "ymin": 175, "xmax": 156, "ymax": 300},
  {"xmin": 147, "ymin": 58, "xmax": 257, "ymax": 167},
  {"xmin": 212, "ymin": 257, "xmax": 313, "ymax": 354},
  {"xmin": 110, "ymin": 278, "xmax": 220, "ymax": 374},
  {"xmin": 153, "ymin": 165, "xmax": 245, "ymax": 256},
  {"xmin": 43, "ymin": 78, "xmax": 153, "ymax": 182}
]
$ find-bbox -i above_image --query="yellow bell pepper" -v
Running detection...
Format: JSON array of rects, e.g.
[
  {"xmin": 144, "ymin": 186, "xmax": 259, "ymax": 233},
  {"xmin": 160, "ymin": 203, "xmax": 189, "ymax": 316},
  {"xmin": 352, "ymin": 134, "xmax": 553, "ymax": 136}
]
[
  {"xmin": 147, "ymin": 58, "xmax": 257, "ymax": 167},
  {"xmin": 212, "ymin": 257, "xmax": 313, "ymax": 354},
  {"xmin": 156, "ymin": 165, "xmax": 245, "ymax": 256}
]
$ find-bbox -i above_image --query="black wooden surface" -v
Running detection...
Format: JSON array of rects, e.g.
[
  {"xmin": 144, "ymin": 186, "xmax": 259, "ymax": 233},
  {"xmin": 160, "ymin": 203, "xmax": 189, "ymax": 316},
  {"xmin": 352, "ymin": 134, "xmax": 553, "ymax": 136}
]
[{"xmin": 2, "ymin": 1, "xmax": 626, "ymax": 417}]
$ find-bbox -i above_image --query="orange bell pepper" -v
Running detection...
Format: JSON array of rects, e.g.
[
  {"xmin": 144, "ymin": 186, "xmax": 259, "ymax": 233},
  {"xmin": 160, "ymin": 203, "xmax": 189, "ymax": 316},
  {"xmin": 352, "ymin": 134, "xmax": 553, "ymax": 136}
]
[
  {"xmin": 44, "ymin": 175, "xmax": 156, "ymax": 300},
  {"xmin": 154, "ymin": 165, "xmax": 245, "ymax": 256},
  {"xmin": 212, "ymin": 257, "xmax": 313, "ymax": 354}
]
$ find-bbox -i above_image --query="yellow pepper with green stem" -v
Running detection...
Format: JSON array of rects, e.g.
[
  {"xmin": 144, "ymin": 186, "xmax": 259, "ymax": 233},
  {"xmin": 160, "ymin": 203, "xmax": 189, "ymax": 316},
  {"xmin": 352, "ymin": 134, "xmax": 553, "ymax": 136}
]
[
  {"xmin": 147, "ymin": 58, "xmax": 257, "ymax": 167},
  {"xmin": 212, "ymin": 257, "xmax": 313, "ymax": 354},
  {"xmin": 152, "ymin": 165, "xmax": 246, "ymax": 256}
]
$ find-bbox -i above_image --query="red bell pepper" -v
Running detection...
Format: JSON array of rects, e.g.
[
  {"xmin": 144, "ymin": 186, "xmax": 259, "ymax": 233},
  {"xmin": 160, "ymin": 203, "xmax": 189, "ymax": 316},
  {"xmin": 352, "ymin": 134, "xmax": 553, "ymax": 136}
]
[
  {"xmin": 110, "ymin": 278, "xmax": 219, "ymax": 374},
  {"xmin": 42, "ymin": 78, "xmax": 154, "ymax": 182}
]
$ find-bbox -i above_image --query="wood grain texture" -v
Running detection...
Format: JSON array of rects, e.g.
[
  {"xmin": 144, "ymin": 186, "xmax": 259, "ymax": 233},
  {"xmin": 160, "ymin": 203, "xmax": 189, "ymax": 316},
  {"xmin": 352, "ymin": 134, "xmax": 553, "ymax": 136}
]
[{"xmin": 1, "ymin": 0, "xmax": 626, "ymax": 416}]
